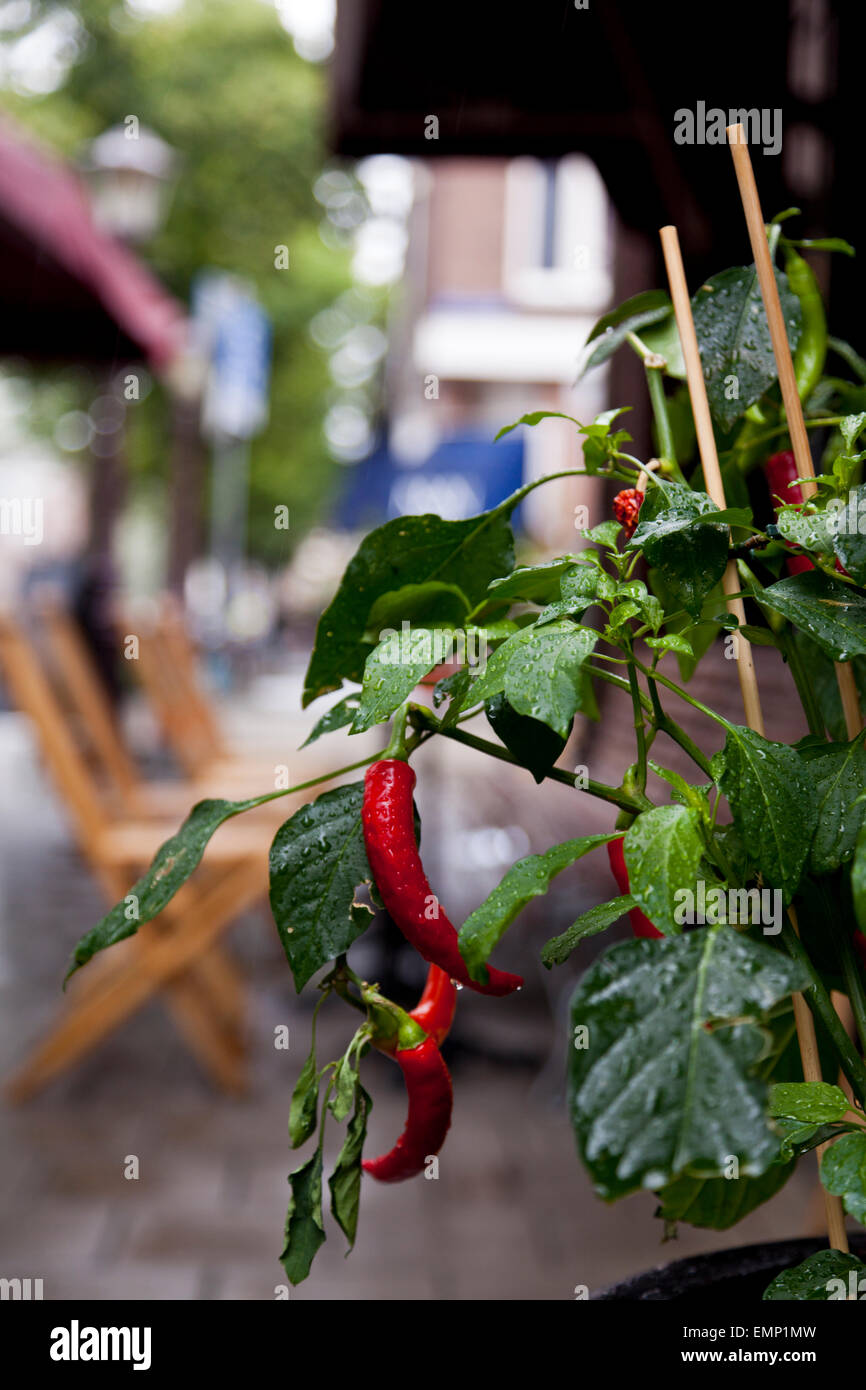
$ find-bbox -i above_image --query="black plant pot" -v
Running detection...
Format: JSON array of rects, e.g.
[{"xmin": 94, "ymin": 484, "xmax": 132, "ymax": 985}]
[{"xmin": 595, "ymin": 1235, "xmax": 866, "ymax": 1301}]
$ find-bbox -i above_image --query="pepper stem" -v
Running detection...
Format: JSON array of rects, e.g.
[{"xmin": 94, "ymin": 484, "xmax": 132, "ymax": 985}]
[
  {"xmin": 382, "ymin": 702, "xmax": 411, "ymax": 761},
  {"xmin": 361, "ymin": 983, "xmax": 427, "ymax": 1051}
]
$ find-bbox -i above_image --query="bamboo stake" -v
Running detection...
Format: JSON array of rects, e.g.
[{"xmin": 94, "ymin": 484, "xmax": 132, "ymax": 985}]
[
  {"xmin": 727, "ymin": 122, "xmax": 861, "ymax": 742},
  {"xmin": 727, "ymin": 124, "xmax": 862, "ymax": 1249},
  {"xmin": 659, "ymin": 223, "xmax": 849, "ymax": 1254},
  {"xmin": 660, "ymin": 225, "xmax": 764, "ymax": 735}
]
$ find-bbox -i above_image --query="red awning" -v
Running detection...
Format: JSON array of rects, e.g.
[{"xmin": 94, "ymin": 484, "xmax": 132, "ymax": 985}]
[{"xmin": 0, "ymin": 118, "xmax": 187, "ymax": 369}]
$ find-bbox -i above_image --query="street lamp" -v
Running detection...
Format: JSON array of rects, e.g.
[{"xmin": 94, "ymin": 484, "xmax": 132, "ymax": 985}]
[{"xmin": 81, "ymin": 123, "xmax": 177, "ymax": 244}]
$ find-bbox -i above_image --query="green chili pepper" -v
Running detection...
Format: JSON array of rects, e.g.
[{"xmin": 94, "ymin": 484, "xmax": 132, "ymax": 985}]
[{"xmin": 785, "ymin": 245, "xmax": 827, "ymax": 403}]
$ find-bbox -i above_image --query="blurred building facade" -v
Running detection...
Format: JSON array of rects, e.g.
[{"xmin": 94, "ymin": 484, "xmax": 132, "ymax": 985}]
[{"xmin": 340, "ymin": 155, "xmax": 614, "ymax": 551}]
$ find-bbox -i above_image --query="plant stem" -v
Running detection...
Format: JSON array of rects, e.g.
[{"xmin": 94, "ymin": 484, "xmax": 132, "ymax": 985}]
[
  {"xmin": 627, "ymin": 658, "xmax": 648, "ymax": 792},
  {"xmin": 729, "ymin": 416, "xmax": 845, "ymax": 458},
  {"xmin": 585, "ymin": 662, "xmax": 652, "ymax": 710},
  {"xmin": 633, "ymin": 657, "xmax": 731, "ymax": 732},
  {"xmin": 253, "ymin": 750, "xmax": 388, "ymax": 807},
  {"xmin": 646, "ymin": 363, "xmax": 679, "ymax": 475},
  {"xmin": 646, "ymin": 677, "xmax": 715, "ymax": 777},
  {"xmin": 780, "ymin": 920, "xmax": 866, "ymax": 1110},
  {"xmin": 419, "ymin": 716, "xmax": 649, "ymax": 813}
]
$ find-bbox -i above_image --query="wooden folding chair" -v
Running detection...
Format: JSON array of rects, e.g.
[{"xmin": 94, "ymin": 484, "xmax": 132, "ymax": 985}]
[
  {"xmin": 36, "ymin": 594, "xmax": 286, "ymax": 823},
  {"xmin": 0, "ymin": 614, "xmax": 304, "ymax": 1102},
  {"xmin": 122, "ymin": 595, "xmax": 283, "ymax": 787}
]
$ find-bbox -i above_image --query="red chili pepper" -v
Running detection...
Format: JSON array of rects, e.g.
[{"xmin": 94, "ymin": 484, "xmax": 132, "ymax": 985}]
[
  {"xmin": 613, "ymin": 487, "xmax": 643, "ymax": 540},
  {"xmin": 607, "ymin": 835, "xmax": 663, "ymax": 939},
  {"xmin": 362, "ymin": 759, "xmax": 523, "ymax": 996},
  {"xmin": 409, "ymin": 964, "xmax": 457, "ymax": 1047},
  {"xmin": 764, "ymin": 450, "xmax": 815, "ymax": 576},
  {"xmin": 362, "ymin": 1035, "xmax": 453, "ymax": 1183}
]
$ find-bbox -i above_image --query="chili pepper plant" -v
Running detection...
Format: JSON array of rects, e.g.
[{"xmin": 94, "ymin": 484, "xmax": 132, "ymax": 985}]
[{"xmin": 69, "ymin": 212, "xmax": 866, "ymax": 1299}]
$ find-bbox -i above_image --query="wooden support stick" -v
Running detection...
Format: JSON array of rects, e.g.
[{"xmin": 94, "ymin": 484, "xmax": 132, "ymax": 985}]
[
  {"xmin": 727, "ymin": 122, "xmax": 861, "ymax": 742},
  {"xmin": 788, "ymin": 908, "xmax": 851, "ymax": 1252},
  {"xmin": 660, "ymin": 221, "xmax": 849, "ymax": 1254},
  {"xmin": 660, "ymin": 225, "xmax": 764, "ymax": 735}
]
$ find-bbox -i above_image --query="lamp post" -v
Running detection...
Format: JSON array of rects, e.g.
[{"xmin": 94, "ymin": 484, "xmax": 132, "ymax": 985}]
[
  {"xmin": 79, "ymin": 124, "xmax": 197, "ymax": 590},
  {"xmin": 81, "ymin": 122, "xmax": 177, "ymax": 244}
]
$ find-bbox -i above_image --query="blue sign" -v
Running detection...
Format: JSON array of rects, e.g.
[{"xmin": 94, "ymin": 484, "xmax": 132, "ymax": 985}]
[
  {"xmin": 335, "ymin": 428, "xmax": 525, "ymax": 530},
  {"xmin": 192, "ymin": 272, "xmax": 271, "ymax": 441}
]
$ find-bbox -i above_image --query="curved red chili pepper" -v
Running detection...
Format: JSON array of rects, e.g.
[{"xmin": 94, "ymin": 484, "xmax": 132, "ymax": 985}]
[
  {"xmin": 409, "ymin": 964, "xmax": 457, "ymax": 1047},
  {"xmin": 362, "ymin": 1035, "xmax": 453, "ymax": 1183},
  {"xmin": 607, "ymin": 836, "xmax": 663, "ymax": 939},
  {"xmin": 362, "ymin": 759, "xmax": 523, "ymax": 996},
  {"xmin": 765, "ymin": 450, "xmax": 815, "ymax": 576}
]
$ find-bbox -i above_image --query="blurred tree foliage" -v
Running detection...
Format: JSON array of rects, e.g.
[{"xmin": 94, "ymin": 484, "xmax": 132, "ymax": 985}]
[{"xmin": 2, "ymin": 0, "xmax": 355, "ymax": 565}]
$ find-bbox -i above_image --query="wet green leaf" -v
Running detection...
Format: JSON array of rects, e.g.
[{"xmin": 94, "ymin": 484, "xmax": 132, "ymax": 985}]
[{"xmin": 569, "ymin": 927, "xmax": 807, "ymax": 1199}]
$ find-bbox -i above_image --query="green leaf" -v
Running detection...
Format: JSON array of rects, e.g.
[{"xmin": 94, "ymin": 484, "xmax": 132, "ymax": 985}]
[
  {"xmin": 486, "ymin": 557, "xmax": 577, "ymax": 605},
  {"xmin": 774, "ymin": 505, "xmax": 833, "ymax": 553},
  {"xmin": 769, "ymin": 1082, "xmax": 851, "ymax": 1124},
  {"xmin": 655, "ymin": 1161, "xmax": 795, "ymax": 1231},
  {"xmin": 301, "ymin": 694, "xmax": 361, "ymax": 747},
  {"xmin": 351, "ymin": 628, "xmax": 440, "ymax": 733},
  {"xmin": 829, "ymin": 483, "xmax": 866, "ymax": 584},
  {"xmin": 328, "ymin": 1083, "xmax": 372, "ymax": 1248},
  {"xmin": 648, "ymin": 570, "xmax": 723, "ymax": 681},
  {"xmin": 580, "ymin": 290, "xmax": 673, "ymax": 375},
  {"xmin": 329, "ymin": 1033, "xmax": 364, "ymax": 1122},
  {"xmin": 841, "ymin": 412, "xmax": 866, "ymax": 452},
  {"xmin": 458, "ymin": 834, "xmax": 617, "ymax": 982},
  {"xmin": 493, "ymin": 410, "xmax": 581, "ymax": 442},
  {"xmin": 821, "ymin": 1131, "xmax": 866, "ymax": 1223},
  {"xmin": 797, "ymin": 731, "xmax": 866, "ymax": 875},
  {"xmin": 623, "ymin": 805, "xmax": 705, "ymax": 936},
  {"xmin": 562, "ymin": 563, "xmax": 617, "ymax": 602},
  {"xmin": 66, "ymin": 793, "xmax": 276, "ymax": 980},
  {"xmin": 757, "ymin": 570, "xmax": 866, "ymax": 662},
  {"xmin": 649, "ymin": 763, "xmax": 711, "ymax": 816},
  {"xmin": 608, "ymin": 599, "xmax": 641, "ymax": 629},
  {"xmin": 642, "ymin": 313, "xmax": 686, "ymax": 378},
  {"xmin": 485, "ymin": 692, "xmax": 567, "ymax": 784},
  {"xmin": 585, "ymin": 520, "xmax": 622, "ymax": 548},
  {"xmin": 303, "ymin": 508, "xmax": 514, "ymax": 705},
  {"xmin": 691, "ymin": 505, "xmax": 755, "ymax": 529},
  {"xmin": 280, "ymin": 1150, "xmax": 326, "ymax": 1286},
  {"xmin": 364, "ymin": 581, "xmax": 469, "ymax": 634},
  {"xmin": 269, "ymin": 783, "xmax": 376, "ymax": 991},
  {"xmin": 789, "ymin": 236, "xmax": 855, "ymax": 256},
  {"xmin": 645, "ymin": 633, "xmax": 694, "ymax": 656},
  {"xmin": 457, "ymin": 623, "xmax": 532, "ymax": 706},
  {"xmin": 432, "ymin": 667, "xmax": 474, "ymax": 726},
  {"xmin": 716, "ymin": 725, "xmax": 817, "ymax": 902},
  {"xmin": 502, "ymin": 621, "xmax": 598, "ymax": 738},
  {"xmin": 764, "ymin": 1248, "xmax": 866, "ymax": 1300},
  {"xmin": 541, "ymin": 896, "xmax": 634, "ymax": 968},
  {"xmin": 568, "ymin": 927, "xmax": 808, "ymax": 1199},
  {"xmin": 791, "ymin": 628, "xmax": 852, "ymax": 739},
  {"xmin": 629, "ymin": 480, "xmax": 729, "ymax": 619},
  {"xmin": 738, "ymin": 624, "xmax": 781, "ymax": 647},
  {"xmin": 691, "ymin": 264, "xmax": 802, "ymax": 431},
  {"xmin": 776, "ymin": 1118, "xmax": 856, "ymax": 1162},
  {"xmin": 289, "ymin": 1037, "xmax": 320, "ymax": 1148}
]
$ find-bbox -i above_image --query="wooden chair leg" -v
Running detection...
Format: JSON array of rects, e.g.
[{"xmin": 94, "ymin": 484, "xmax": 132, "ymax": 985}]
[
  {"xmin": 96, "ymin": 865, "xmax": 251, "ymax": 1032},
  {"xmin": 153, "ymin": 876, "xmax": 250, "ymax": 1031},
  {"xmin": 4, "ymin": 860, "xmax": 265, "ymax": 1102}
]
